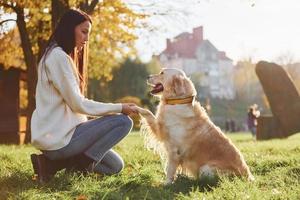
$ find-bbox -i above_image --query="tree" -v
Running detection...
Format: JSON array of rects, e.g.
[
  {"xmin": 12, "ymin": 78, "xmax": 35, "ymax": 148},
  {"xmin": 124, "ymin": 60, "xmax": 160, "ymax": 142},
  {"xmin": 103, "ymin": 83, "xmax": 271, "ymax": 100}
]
[
  {"xmin": 0, "ymin": 0, "xmax": 143, "ymax": 143},
  {"xmin": 1, "ymin": 0, "xmax": 201, "ymax": 143},
  {"xmin": 285, "ymin": 63, "xmax": 300, "ymax": 90},
  {"xmin": 233, "ymin": 59, "xmax": 269, "ymax": 114},
  {"xmin": 1, "ymin": 1, "xmax": 41, "ymax": 143},
  {"xmin": 234, "ymin": 59, "xmax": 258, "ymax": 101},
  {"xmin": 145, "ymin": 56, "xmax": 161, "ymax": 75},
  {"xmin": 275, "ymin": 52, "xmax": 300, "ymax": 90},
  {"xmin": 0, "ymin": 28, "xmax": 24, "ymax": 69},
  {"xmin": 87, "ymin": 0, "xmax": 143, "ymax": 80},
  {"xmin": 109, "ymin": 58, "xmax": 149, "ymax": 100},
  {"xmin": 87, "ymin": 57, "xmax": 161, "ymax": 112}
]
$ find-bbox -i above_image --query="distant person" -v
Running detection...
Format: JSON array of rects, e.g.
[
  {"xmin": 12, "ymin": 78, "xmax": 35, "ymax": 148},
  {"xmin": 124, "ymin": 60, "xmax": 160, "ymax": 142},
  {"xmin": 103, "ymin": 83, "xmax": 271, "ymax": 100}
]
[
  {"xmin": 247, "ymin": 104, "xmax": 260, "ymax": 138},
  {"xmin": 30, "ymin": 9, "xmax": 138, "ymax": 183}
]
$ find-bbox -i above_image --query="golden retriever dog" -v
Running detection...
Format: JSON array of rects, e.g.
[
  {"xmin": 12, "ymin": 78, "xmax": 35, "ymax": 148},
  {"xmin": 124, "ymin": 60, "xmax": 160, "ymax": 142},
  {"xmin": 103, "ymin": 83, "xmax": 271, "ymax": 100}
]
[{"xmin": 136, "ymin": 68, "xmax": 254, "ymax": 184}]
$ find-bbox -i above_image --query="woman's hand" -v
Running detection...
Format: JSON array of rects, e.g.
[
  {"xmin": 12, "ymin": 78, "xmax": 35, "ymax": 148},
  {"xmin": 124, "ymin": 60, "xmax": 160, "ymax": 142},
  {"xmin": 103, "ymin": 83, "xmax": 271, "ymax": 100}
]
[{"xmin": 121, "ymin": 103, "xmax": 139, "ymax": 115}]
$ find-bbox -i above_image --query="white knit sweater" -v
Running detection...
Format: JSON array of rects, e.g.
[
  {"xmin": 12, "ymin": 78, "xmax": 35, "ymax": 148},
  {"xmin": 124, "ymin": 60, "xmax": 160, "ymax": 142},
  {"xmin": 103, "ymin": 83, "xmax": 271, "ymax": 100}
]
[{"xmin": 31, "ymin": 46, "xmax": 122, "ymax": 150}]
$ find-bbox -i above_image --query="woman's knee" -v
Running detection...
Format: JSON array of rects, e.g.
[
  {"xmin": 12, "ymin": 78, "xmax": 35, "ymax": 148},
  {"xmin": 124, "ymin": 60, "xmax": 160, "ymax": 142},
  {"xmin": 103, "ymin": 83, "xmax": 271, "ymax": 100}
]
[
  {"xmin": 93, "ymin": 160, "xmax": 124, "ymax": 175},
  {"xmin": 115, "ymin": 114, "xmax": 133, "ymax": 133},
  {"xmin": 99, "ymin": 153, "xmax": 125, "ymax": 175},
  {"xmin": 112, "ymin": 159, "xmax": 124, "ymax": 174},
  {"xmin": 95, "ymin": 114, "xmax": 133, "ymax": 134}
]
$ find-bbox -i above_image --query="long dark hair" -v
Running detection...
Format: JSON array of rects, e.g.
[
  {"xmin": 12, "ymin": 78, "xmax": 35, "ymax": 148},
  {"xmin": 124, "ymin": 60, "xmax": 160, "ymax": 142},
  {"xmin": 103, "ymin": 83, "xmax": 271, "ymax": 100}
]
[{"xmin": 40, "ymin": 9, "xmax": 92, "ymax": 92}]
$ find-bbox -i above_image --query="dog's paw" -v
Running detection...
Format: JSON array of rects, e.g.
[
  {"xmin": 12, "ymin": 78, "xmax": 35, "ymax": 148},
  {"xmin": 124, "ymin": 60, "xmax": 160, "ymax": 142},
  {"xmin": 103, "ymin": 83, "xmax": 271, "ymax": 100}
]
[
  {"xmin": 248, "ymin": 174, "xmax": 255, "ymax": 182},
  {"xmin": 136, "ymin": 106, "xmax": 152, "ymax": 116},
  {"xmin": 163, "ymin": 180, "xmax": 174, "ymax": 186},
  {"xmin": 163, "ymin": 178, "xmax": 174, "ymax": 185}
]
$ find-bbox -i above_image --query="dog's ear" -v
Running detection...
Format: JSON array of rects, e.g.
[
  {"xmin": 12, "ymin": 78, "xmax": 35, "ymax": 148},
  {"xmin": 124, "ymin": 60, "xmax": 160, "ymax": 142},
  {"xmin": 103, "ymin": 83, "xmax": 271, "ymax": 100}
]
[{"xmin": 172, "ymin": 75, "xmax": 186, "ymax": 96}]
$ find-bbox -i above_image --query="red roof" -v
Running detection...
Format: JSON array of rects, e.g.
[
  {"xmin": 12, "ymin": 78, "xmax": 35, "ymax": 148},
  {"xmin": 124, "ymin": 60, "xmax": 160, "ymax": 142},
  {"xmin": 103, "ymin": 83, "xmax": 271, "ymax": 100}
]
[
  {"xmin": 162, "ymin": 26, "xmax": 203, "ymax": 58},
  {"xmin": 218, "ymin": 51, "xmax": 232, "ymax": 61},
  {"xmin": 161, "ymin": 26, "xmax": 232, "ymax": 61}
]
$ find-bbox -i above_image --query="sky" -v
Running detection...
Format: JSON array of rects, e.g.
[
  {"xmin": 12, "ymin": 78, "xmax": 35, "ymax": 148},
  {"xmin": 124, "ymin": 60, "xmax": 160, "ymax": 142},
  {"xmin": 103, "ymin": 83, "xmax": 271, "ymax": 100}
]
[
  {"xmin": 126, "ymin": 0, "xmax": 300, "ymax": 64},
  {"xmin": 2, "ymin": 0, "xmax": 299, "ymax": 64}
]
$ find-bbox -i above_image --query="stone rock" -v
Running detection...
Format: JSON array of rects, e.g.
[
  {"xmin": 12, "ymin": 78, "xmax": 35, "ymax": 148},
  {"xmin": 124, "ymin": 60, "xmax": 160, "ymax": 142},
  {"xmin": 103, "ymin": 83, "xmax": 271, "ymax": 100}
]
[{"xmin": 256, "ymin": 61, "xmax": 300, "ymax": 139}]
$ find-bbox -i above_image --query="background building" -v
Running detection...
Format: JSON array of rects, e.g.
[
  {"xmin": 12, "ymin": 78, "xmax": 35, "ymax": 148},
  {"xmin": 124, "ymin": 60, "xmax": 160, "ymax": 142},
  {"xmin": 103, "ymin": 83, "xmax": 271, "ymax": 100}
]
[{"xmin": 158, "ymin": 26, "xmax": 235, "ymax": 99}]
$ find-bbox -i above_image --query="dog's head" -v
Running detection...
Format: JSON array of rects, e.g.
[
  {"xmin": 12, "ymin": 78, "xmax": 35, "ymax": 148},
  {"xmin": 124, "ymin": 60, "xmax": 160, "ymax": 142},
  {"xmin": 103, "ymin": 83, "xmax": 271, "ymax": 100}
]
[{"xmin": 148, "ymin": 68, "xmax": 197, "ymax": 99}]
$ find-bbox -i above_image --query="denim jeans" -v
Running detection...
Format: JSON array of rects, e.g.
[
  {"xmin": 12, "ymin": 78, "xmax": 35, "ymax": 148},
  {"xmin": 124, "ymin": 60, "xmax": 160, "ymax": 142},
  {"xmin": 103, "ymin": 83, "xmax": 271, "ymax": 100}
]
[
  {"xmin": 249, "ymin": 126, "xmax": 257, "ymax": 137},
  {"xmin": 43, "ymin": 114, "xmax": 133, "ymax": 175}
]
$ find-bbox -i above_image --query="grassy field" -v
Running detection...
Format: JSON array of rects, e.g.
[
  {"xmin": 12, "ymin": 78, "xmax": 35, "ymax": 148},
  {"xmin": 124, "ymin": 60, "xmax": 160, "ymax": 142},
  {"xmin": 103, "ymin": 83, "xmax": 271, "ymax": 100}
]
[{"xmin": 1, "ymin": 132, "xmax": 300, "ymax": 200}]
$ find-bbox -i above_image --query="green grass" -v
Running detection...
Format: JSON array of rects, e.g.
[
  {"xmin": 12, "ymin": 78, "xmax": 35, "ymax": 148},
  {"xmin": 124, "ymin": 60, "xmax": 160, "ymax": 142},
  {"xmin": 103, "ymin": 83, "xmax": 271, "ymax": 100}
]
[{"xmin": 1, "ymin": 132, "xmax": 300, "ymax": 200}]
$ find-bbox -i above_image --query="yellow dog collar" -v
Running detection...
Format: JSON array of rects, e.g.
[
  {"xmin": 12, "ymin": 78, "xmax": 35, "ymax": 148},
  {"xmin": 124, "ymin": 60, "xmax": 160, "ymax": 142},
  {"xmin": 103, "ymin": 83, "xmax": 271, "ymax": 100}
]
[{"xmin": 165, "ymin": 96, "xmax": 195, "ymax": 105}]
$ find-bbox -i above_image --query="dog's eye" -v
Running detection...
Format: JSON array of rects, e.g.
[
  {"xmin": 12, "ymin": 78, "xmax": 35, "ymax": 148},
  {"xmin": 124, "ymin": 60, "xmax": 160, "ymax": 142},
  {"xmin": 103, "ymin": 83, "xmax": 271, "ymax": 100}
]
[{"xmin": 159, "ymin": 71, "xmax": 164, "ymax": 75}]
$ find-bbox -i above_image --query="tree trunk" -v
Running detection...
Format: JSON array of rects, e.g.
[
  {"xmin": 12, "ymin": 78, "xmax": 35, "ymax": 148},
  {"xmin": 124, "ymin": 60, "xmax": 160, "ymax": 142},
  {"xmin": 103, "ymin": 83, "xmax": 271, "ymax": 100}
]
[
  {"xmin": 14, "ymin": 7, "xmax": 37, "ymax": 143},
  {"xmin": 3, "ymin": 0, "xmax": 99, "ymax": 144},
  {"xmin": 79, "ymin": 0, "xmax": 99, "ymax": 14}
]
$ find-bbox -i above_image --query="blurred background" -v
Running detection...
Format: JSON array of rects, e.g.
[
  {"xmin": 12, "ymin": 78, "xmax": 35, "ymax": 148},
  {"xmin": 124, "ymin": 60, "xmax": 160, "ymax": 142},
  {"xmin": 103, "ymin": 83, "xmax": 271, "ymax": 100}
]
[{"xmin": 1, "ymin": 0, "xmax": 300, "ymax": 143}]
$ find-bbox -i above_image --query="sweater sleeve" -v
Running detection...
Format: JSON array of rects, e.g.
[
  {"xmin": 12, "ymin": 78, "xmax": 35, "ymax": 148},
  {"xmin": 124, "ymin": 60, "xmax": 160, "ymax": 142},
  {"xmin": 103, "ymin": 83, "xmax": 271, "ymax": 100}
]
[{"xmin": 45, "ymin": 48, "xmax": 122, "ymax": 116}]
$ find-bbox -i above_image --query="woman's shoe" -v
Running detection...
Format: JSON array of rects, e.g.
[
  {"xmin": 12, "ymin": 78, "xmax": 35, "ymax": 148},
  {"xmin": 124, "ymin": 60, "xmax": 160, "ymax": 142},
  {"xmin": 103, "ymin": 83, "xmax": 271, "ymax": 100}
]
[{"xmin": 30, "ymin": 154, "xmax": 54, "ymax": 183}]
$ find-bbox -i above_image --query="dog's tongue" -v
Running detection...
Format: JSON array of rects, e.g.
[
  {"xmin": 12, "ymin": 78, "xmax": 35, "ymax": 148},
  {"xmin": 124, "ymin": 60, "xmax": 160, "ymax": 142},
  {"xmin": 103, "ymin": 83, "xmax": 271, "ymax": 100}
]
[{"xmin": 151, "ymin": 83, "xmax": 164, "ymax": 94}]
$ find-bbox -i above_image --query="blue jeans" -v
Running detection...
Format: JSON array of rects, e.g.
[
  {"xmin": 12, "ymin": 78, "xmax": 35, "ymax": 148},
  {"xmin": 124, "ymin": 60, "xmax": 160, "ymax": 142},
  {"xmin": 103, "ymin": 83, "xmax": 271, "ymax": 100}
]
[
  {"xmin": 43, "ymin": 114, "xmax": 133, "ymax": 175},
  {"xmin": 249, "ymin": 126, "xmax": 257, "ymax": 137}
]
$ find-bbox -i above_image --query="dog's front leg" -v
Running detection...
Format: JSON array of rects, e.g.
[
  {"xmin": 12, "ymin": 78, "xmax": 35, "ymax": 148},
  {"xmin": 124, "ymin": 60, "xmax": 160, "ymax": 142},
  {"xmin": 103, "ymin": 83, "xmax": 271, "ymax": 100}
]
[
  {"xmin": 136, "ymin": 106, "xmax": 158, "ymax": 134},
  {"xmin": 165, "ymin": 158, "xmax": 178, "ymax": 185}
]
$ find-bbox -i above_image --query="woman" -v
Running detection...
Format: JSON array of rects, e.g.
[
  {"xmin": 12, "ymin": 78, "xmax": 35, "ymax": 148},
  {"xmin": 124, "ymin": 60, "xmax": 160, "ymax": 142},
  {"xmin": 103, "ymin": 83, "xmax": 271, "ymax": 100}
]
[
  {"xmin": 30, "ymin": 9, "xmax": 137, "ymax": 183},
  {"xmin": 247, "ymin": 104, "xmax": 260, "ymax": 138}
]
